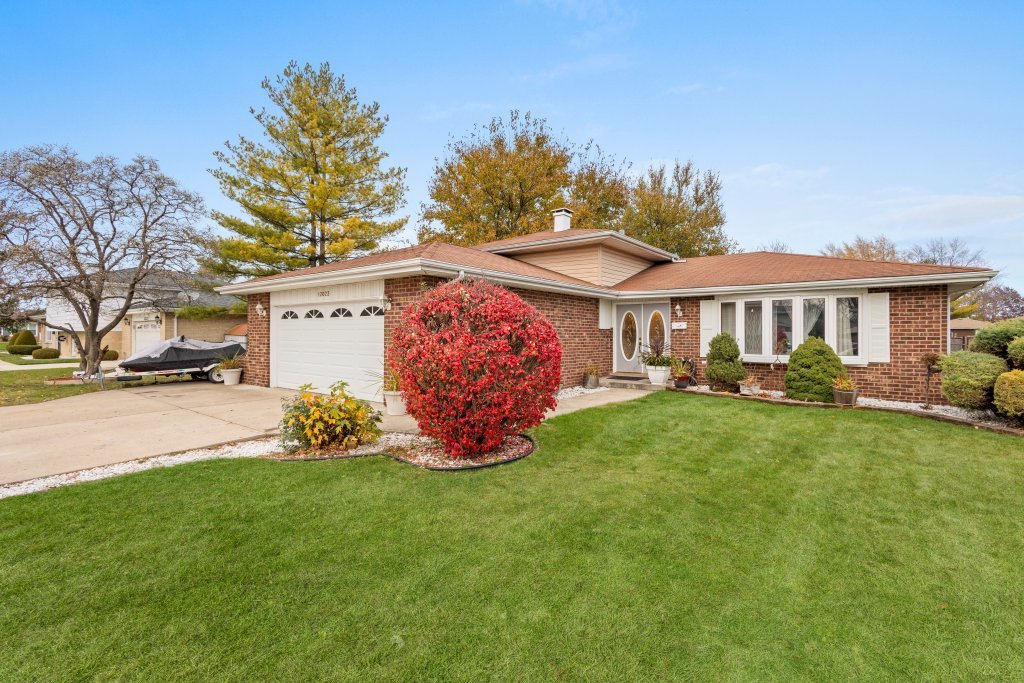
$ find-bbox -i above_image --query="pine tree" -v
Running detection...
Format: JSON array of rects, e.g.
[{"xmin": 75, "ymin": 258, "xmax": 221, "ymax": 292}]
[{"xmin": 208, "ymin": 62, "xmax": 407, "ymax": 278}]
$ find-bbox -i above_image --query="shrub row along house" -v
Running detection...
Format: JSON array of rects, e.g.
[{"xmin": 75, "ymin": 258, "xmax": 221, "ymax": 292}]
[{"xmin": 218, "ymin": 209, "xmax": 997, "ymax": 403}]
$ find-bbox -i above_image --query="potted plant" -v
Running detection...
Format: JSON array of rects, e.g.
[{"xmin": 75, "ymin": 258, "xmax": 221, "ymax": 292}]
[
  {"xmin": 381, "ymin": 368, "xmax": 407, "ymax": 416},
  {"xmin": 640, "ymin": 340, "xmax": 672, "ymax": 385},
  {"xmin": 216, "ymin": 354, "xmax": 244, "ymax": 386},
  {"xmin": 738, "ymin": 374, "xmax": 760, "ymax": 396},
  {"xmin": 832, "ymin": 371, "xmax": 859, "ymax": 406},
  {"xmin": 670, "ymin": 357, "xmax": 693, "ymax": 389},
  {"xmin": 582, "ymin": 364, "xmax": 601, "ymax": 389}
]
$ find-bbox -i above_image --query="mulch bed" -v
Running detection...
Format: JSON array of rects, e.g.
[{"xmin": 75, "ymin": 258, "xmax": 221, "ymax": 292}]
[
  {"xmin": 669, "ymin": 386, "xmax": 1024, "ymax": 438},
  {"xmin": 266, "ymin": 433, "xmax": 536, "ymax": 470}
]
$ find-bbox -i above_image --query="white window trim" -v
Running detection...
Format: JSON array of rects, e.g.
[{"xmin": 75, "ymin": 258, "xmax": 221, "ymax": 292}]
[{"xmin": 716, "ymin": 290, "xmax": 869, "ymax": 366}]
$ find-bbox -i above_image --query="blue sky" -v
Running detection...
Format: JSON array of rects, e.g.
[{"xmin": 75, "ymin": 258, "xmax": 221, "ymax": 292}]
[{"xmin": 3, "ymin": 1, "xmax": 1022, "ymax": 287}]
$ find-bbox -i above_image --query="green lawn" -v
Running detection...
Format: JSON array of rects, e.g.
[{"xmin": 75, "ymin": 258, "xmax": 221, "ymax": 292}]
[
  {"xmin": 2, "ymin": 393, "xmax": 1023, "ymax": 681},
  {"xmin": 0, "ymin": 367, "xmax": 191, "ymax": 406}
]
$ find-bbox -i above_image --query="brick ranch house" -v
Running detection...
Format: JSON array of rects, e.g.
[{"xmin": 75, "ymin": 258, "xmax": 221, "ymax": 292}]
[{"xmin": 218, "ymin": 209, "xmax": 997, "ymax": 403}]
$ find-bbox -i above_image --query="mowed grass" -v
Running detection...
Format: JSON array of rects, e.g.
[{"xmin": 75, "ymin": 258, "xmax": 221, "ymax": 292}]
[
  {"xmin": 2, "ymin": 392, "xmax": 1023, "ymax": 681},
  {"xmin": 0, "ymin": 351, "xmax": 79, "ymax": 365},
  {"xmin": 0, "ymin": 367, "xmax": 195, "ymax": 406}
]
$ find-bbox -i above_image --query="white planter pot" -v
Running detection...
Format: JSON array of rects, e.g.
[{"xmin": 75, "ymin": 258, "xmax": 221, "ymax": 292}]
[
  {"xmin": 221, "ymin": 368, "xmax": 243, "ymax": 386},
  {"xmin": 646, "ymin": 366, "xmax": 670, "ymax": 385},
  {"xmin": 383, "ymin": 390, "xmax": 407, "ymax": 416}
]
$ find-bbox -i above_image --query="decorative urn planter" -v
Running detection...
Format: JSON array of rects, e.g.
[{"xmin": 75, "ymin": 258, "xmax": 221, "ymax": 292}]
[
  {"xmin": 584, "ymin": 373, "xmax": 600, "ymax": 389},
  {"xmin": 647, "ymin": 366, "xmax": 671, "ymax": 385},
  {"xmin": 221, "ymin": 368, "xmax": 243, "ymax": 386},
  {"xmin": 833, "ymin": 388, "xmax": 860, "ymax": 406},
  {"xmin": 383, "ymin": 390, "xmax": 407, "ymax": 416},
  {"xmin": 739, "ymin": 381, "xmax": 760, "ymax": 396},
  {"xmin": 673, "ymin": 373, "xmax": 691, "ymax": 389}
]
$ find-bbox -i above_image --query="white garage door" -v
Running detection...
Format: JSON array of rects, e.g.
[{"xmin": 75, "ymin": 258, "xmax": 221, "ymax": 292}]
[
  {"xmin": 272, "ymin": 302, "xmax": 385, "ymax": 401},
  {"xmin": 133, "ymin": 321, "xmax": 162, "ymax": 353}
]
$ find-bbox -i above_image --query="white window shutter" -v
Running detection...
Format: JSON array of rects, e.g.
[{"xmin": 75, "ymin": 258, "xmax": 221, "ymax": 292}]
[
  {"xmin": 699, "ymin": 300, "xmax": 719, "ymax": 357},
  {"xmin": 867, "ymin": 292, "xmax": 890, "ymax": 363}
]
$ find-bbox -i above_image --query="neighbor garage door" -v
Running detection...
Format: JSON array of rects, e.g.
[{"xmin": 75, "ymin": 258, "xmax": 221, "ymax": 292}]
[{"xmin": 272, "ymin": 301, "xmax": 385, "ymax": 401}]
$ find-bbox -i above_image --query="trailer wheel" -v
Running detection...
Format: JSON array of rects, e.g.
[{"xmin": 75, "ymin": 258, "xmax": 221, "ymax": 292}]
[{"xmin": 208, "ymin": 368, "xmax": 225, "ymax": 384}]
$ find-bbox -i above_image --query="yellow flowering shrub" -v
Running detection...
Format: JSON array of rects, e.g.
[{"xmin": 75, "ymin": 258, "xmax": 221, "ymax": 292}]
[{"xmin": 280, "ymin": 381, "xmax": 382, "ymax": 453}]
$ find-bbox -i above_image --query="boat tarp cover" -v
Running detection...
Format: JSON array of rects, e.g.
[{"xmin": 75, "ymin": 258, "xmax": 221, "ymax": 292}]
[{"xmin": 119, "ymin": 336, "xmax": 245, "ymax": 372}]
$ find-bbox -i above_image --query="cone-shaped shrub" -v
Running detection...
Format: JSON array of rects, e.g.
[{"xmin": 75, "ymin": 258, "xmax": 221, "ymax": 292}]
[
  {"xmin": 388, "ymin": 279, "xmax": 562, "ymax": 459},
  {"xmin": 785, "ymin": 337, "xmax": 844, "ymax": 402},
  {"xmin": 704, "ymin": 332, "xmax": 745, "ymax": 390},
  {"xmin": 994, "ymin": 370, "xmax": 1024, "ymax": 418},
  {"xmin": 938, "ymin": 351, "xmax": 1007, "ymax": 410},
  {"xmin": 970, "ymin": 319, "xmax": 1024, "ymax": 357}
]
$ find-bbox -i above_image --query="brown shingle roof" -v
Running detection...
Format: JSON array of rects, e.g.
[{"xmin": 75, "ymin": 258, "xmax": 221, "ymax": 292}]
[
  {"xmin": 239, "ymin": 241, "xmax": 607, "ymax": 290},
  {"xmin": 614, "ymin": 251, "xmax": 991, "ymax": 291},
  {"xmin": 474, "ymin": 228, "xmax": 610, "ymax": 250},
  {"xmin": 949, "ymin": 318, "xmax": 991, "ymax": 330}
]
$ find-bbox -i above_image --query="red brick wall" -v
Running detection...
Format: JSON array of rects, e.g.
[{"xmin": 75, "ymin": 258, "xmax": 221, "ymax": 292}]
[
  {"xmin": 243, "ymin": 293, "xmax": 270, "ymax": 387},
  {"xmin": 384, "ymin": 275, "xmax": 445, "ymax": 361},
  {"xmin": 511, "ymin": 288, "xmax": 612, "ymax": 387},
  {"xmin": 670, "ymin": 285, "xmax": 949, "ymax": 403}
]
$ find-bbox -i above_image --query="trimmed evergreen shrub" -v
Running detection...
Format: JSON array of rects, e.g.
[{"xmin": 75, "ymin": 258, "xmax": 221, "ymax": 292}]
[
  {"xmin": 1007, "ymin": 336, "xmax": 1024, "ymax": 369},
  {"xmin": 785, "ymin": 337, "xmax": 844, "ymax": 402},
  {"xmin": 970, "ymin": 319, "xmax": 1024, "ymax": 357},
  {"xmin": 704, "ymin": 332, "xmax": 746, "ymax": 390},
  {"xmin": 102, "ymin": 349, "xmax": 119, "ymax": 361},
  {"xmin": 8, "ymin": 330, "xmax": 30, "ymax": 346},
  {"xmin": 994, "ymin": 370, "xmax": 1024, "ymax": 418},
  {"xmin": 938, "ymin": 351, "xmax": 1007, "ymax": 410},
  {"xmin": 7, "ymin": 344, "xmax": 41, "ymax": 355},
  {"xmin": 12, "ymin": 330, "xmax": 37, "ymax": 346},
  {"xmin": 32, "ymin": 347, "xmax": 60, "ymax": 359}
]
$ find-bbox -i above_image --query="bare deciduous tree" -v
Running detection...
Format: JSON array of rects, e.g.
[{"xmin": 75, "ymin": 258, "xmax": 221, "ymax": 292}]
[{"xmin": 0, "ymin": 146, "xmax": 208, "ymax": 374}]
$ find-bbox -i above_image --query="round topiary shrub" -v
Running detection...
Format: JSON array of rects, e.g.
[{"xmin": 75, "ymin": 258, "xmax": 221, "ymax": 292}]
[
  {"xmin": 994, "ymin": 370, "xmax": 1024, "ymax": 418},
  {"xmin": 1007, "ymin": 336, "xmax": 1024, "ymax": 369},
  {"xmin": 7, "ymin": 330, "xmax": 29, "ymax": 346},
  {"xmin": 102, "ymin": 349, "xmax": 119, "ymax": 361},
  {"xmin": 388, "ymin": 278, "xmax": 562, "ymax": 459},
  {"xmin": 938, "ymin": 351, "xmax": 1007, "ymax": 410},
  {"xmin": 31, "ymin": 347, "xmax": 60, "ymax": 359},
  {"xmin": 704, "ymin": 332, "xmax": 746, "ymax": 390},
  {"xmin": 11, "ymin": 330, "xmax": 38, "ymax": 347},
  {"xmin": 970, "ymin": 319, "xmax": 1024, "ymax": 357},
  {"xmin": 785, "ymin": 336, "xmax": 844, "ymax": 402}
]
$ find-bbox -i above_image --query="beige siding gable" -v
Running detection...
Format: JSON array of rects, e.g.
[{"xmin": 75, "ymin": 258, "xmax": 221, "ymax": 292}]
[{"xmin": 510, "ymin": 244, "xmax": 656, "ymax": 286}]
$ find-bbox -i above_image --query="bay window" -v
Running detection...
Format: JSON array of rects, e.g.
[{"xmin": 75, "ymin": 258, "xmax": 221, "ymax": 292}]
[
  {"xmin": 836, "ymin": 297, "xmax": 859, "ymax": 356},
  {"xmin": 772, "ymin": 299, "xmax": 793, "ymax": 354},
  {"xmin": 743, "ymin": 301, "xmax": 762, "ymax": 355},
  {"xmin": 717, "ymin": 291, "xmax": 866, "ymax": 363},
  {"xmin": 721, "ymin": 302, "xmax": 736, "ymax": 339}
]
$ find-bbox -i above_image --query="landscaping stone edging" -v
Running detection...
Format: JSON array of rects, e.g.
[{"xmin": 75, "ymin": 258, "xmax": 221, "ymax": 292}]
[
  {"xmin": 669, "ymin": 387, "xmax": 1024, "ymax": 438},
  {"xmin": 267, "ymin": 434, "xmax": 537, "ymax": 470}
]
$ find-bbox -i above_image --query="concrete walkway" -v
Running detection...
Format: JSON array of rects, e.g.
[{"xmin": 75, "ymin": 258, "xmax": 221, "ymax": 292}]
[{"xmin": 0, "ymin": 383, "xmax": 648, "ymax": 485}]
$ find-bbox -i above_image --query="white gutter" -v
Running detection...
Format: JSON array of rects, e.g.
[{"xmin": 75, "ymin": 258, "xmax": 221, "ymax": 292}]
[
  {"xmin": 417, "ymin": 259, "xmax": 616, "ymax": 298},
  {"xmin": 216, "ymin": 259, "xmax": 425, "ymax": 294},
  {"xmin": 614, "ymin": 270, "xmax": 998, "ymax": 300}
]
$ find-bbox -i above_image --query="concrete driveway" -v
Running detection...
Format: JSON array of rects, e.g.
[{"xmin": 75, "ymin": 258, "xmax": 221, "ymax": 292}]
[{"xmin": 0, "ymin": 383, "xmax": 295, "ymax": 485}]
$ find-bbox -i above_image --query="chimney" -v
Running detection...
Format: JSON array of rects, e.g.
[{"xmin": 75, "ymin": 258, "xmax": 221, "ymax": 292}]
[{"xmin": 552, "ymin": 207, "xmax": 573, "ymax": 232}]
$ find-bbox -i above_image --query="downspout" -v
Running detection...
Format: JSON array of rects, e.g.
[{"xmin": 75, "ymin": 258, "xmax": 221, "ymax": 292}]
[{"xmin": 173, "ymin": 313, "xmax": 178, "ymax": 339}]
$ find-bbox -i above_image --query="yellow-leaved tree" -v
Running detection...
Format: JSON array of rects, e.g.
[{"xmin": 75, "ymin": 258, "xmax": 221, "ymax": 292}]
[{"xmin": 208, "ymin": 62, "xmax": 407, "ymax": 278}]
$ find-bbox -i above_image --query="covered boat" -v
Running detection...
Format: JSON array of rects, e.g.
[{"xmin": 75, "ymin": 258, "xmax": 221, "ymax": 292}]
[{"xmin": 119, "ymin": 336, "xmax": 245, "ymax": 372}]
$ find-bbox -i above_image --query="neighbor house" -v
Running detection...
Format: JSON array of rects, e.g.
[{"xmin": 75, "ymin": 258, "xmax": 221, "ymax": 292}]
[
  {"xmin": 218, "ymin": 209, "xmax": 997, "ymax": 403},
  {"xmin": 949, "ymin": 317, "xmax": 991, "ymax": 352},
  {"xmin": 42, "ymin": 270, "xmax": 246, "ymax": 357}
]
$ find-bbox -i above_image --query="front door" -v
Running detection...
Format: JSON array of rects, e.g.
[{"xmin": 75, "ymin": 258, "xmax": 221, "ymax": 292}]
[{"xmin": 614, "ymin": 303, "xmax": 671, "ymax": 373}]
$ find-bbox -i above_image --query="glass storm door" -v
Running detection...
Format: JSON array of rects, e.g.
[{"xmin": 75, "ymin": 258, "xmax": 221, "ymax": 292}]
[{"xmin": 614, "ymin": 303, "xmax": 670, "ymax": 373}]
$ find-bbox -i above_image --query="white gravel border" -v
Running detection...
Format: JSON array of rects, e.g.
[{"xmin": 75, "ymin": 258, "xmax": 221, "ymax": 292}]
[
  {"xmin": 0, "ymin": 437, "xmax": 283, "ymax": 500},
  {"xmin": 556, "ymin": 385, "xmax": 609, "ymax": 400}
]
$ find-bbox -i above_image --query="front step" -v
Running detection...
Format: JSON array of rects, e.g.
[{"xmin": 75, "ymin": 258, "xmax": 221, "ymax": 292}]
[{"xmin": 598, "ymin": 375, "xmax": 667, "ymax": 392}]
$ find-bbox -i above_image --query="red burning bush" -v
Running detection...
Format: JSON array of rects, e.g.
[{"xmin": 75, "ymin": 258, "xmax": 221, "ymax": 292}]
[{"xmin": 388, "ymin": 279, "xmax": 562, "ymax": 458}]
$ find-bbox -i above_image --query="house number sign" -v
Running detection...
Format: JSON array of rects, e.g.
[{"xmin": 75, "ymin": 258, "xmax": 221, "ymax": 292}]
[
  {"xmin": 671, "ymin": 321, "xmax": 687, "ymax": 330},
  {"xmin": 316, "ymin": 290, "xmax": 332, "ymax": 298}
]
